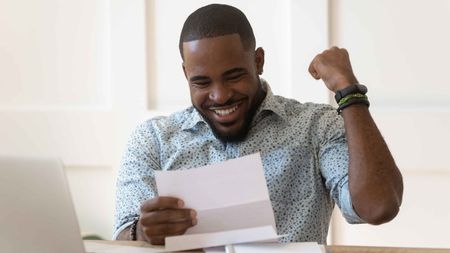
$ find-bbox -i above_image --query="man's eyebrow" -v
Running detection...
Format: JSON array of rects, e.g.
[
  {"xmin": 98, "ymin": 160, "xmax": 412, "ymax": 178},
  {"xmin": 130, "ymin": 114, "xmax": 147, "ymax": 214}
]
[
  {"xmin": 189, "ymin": 75, "xmax": 210, "ymax": 82},
  {"xmin": 223, "ymin": 68, "xmax": 247, "ymax": 76}
]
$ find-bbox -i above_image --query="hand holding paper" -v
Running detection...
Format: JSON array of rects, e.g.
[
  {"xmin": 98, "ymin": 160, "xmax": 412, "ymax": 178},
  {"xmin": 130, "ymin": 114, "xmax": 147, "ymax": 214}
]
[
  {"xmin": 137, "ymin": 196, "xmax": 197, "ymax": 245},
  {"xmin": 154, "ymin": 153, "xmax": 279, "ymax": 251}
]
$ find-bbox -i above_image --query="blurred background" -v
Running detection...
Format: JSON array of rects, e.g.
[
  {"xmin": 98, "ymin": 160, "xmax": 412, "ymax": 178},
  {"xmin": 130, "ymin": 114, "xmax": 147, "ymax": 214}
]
[{"xmin": 0, "ymin": 0, "xmax": 449, "ymax": 247}]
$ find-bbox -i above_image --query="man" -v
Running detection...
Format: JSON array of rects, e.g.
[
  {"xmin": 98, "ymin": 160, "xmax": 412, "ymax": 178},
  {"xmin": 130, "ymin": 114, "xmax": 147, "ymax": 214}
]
[{"xmin": 114, "ymin": 4, "xmax": 403, "ymax": 245}]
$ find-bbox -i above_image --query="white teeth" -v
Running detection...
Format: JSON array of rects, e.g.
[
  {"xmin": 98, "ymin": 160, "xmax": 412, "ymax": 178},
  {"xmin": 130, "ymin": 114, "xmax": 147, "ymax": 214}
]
[{"xmin": 214, "ymin": 105, "xmax": 238, "ymax": 116}]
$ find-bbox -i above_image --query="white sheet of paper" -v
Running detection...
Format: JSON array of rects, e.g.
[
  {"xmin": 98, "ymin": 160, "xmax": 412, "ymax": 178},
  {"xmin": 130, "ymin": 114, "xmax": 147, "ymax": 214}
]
[
  {"xmin": 233, "ymin": 242, "xmax": 323, "ymax": 253},
  {"xmin": 155, "ymin": 153, "xmax": 278, "ymax": 251},
  {"xmin": 165, "ymin": 226, "xmax": 279, "ymax": 252}
]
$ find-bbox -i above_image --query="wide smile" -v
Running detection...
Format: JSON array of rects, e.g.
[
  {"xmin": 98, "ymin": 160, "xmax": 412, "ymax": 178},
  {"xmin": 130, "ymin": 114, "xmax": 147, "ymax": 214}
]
[
  {"xmin": 214, "ymin": 104, "xmax": 239, "ymax": 115},
  {"xmin": 209, "ymin": 101, "xmax": 244, "ymax": 124}
]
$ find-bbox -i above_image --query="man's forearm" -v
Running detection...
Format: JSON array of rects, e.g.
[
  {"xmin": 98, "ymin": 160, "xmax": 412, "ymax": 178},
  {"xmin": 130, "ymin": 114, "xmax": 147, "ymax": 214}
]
[{"xmin": 342, "ymin": 104, "xmax": 403, "ymax": 224}]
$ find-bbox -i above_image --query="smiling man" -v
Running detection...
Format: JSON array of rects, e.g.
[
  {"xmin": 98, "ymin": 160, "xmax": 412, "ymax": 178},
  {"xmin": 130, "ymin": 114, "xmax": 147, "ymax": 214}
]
[
  {"xmin": 182, "ymin": 33, "xmax": 266, "ymax": 142},
  {"xmin": 114, "ymin": 4, "xmax": 403, "ymax": 245}
]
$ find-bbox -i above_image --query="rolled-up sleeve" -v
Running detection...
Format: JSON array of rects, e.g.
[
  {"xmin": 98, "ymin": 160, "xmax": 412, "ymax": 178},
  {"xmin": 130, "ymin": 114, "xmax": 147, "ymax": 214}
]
[
  {"xmin": 113, "ymin": 121, "xmax": 160, "ymax": 239},
  {"xmin": 317, "ymin": 109, "xmax": 365, "ymax": 224}
]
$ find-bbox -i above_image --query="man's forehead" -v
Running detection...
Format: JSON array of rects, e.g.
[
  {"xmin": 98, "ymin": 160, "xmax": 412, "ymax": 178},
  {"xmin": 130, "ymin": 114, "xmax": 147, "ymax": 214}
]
[{"xmin": 182, "ymin": 33, "xmax": 245, "ymax": 55}]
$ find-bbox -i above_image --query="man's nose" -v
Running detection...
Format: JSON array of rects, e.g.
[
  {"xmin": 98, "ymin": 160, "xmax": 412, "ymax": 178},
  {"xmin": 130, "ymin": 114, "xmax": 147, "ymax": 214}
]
[{"xmin": 209, "ymin": 83, "xmax": 232, "ymax": 105}]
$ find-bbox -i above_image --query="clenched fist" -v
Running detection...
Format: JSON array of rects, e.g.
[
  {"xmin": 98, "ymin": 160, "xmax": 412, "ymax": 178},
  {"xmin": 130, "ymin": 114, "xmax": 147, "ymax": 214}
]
[{"xmin": 308, "ymin": 47, "xmax": 359, "ymax": 92}]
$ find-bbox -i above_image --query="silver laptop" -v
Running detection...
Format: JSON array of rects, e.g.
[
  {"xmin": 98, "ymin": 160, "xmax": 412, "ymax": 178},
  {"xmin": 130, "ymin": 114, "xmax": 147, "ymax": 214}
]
[{"xmin": 0, "ymin": 156, "xmax": 85, "ymax": 253}]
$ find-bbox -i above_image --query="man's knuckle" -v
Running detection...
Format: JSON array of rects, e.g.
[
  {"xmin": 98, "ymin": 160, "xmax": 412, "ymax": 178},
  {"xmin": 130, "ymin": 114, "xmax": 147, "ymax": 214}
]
[
  {"xmin": 139, "ymin": 216, "xmax": 147, "ymax": 226},
  {"xmin": 317, "ymin": 57, "xmax": 325, "ymax": 64},
  {"xmin": 154, "ymin": 197, "xmax": 163, "ymax": 206},
  {"xmin": 140, "ymin": 204, "xmax": 148, "ymax": 213},
  {"xmin": 156, "ymin": 196, "xmax": 176, "ymax": 208},
  {"xmin": 141, "ymin": 198, "xmax": 158, "ymax": 212},
  {"xmin": 141, "ymin": 212, "xmax": 156, "ymax": 225}
]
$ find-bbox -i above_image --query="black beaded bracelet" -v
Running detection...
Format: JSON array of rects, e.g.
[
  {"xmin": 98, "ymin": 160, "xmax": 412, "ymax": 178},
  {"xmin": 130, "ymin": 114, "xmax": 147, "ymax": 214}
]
[
  {"xmin": 129, "ymin": 217, "xmax": 139, "ymax": 241},
  {"xmin": 337, "ymin": 97, "xmax": 370, "ymax": 115}
]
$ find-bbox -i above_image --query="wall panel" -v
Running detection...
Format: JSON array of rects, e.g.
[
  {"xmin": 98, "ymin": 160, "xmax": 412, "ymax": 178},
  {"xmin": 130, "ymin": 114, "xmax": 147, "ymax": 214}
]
[{"xmin": 0, "ymin": 0, "xmax": 111, "ymax": 108}]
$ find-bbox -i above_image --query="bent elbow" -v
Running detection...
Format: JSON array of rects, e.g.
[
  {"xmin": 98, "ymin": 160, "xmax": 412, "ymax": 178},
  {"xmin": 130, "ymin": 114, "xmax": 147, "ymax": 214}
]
[{"xmin": 364, "ymin": 201, "xmax": 400, "ymax": 225}]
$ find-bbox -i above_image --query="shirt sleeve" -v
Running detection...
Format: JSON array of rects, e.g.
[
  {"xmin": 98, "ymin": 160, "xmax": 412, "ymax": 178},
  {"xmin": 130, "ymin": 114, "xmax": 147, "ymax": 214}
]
[
  {"xmin": 316, "ymin": 107, "xmax": 366, "ymax": 224},
  {"xmin": 113, "ymin": 121, "xmax": 160, "ymax": 238}
]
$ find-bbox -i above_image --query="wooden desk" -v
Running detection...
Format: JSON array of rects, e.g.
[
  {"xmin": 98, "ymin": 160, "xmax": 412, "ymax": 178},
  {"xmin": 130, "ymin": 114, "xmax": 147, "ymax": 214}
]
[{"xmin": 85, "ymin": 240, "xmax": 450, "ymax": 253}]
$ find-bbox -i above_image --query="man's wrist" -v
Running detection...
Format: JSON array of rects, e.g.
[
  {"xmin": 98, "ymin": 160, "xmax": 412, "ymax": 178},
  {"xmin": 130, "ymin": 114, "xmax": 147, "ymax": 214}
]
[
  {"xmin": 116, "ymin": 227, "xmax": 132, "ymax": 240},
  {"xmin": 335, "ymin": 84, "xmax": 369, "ymax": 115},
  {"xmin": 129, "ymin": 217, "xmax": 139, "ymax": 241},
  {"xmin": 334, "ymin": 84, "xmax": 368, "ymax": 103},
  {"xmin": 331, "ymin": 75, "xmax": 359, "ymax": 93},
  {"xmin": 134, "ymin": 218, "xmax": 151, "ymax": 242}
]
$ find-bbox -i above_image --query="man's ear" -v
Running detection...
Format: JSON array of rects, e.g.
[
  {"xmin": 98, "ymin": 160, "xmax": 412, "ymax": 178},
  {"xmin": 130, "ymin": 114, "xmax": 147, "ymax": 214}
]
[
  {"xmin": 255, "ymin": 47, "xmax": 265, "ymax": 75},
  {"xmin": 182, "ymin": 63, "xmax": 188, "ymax": 79}
]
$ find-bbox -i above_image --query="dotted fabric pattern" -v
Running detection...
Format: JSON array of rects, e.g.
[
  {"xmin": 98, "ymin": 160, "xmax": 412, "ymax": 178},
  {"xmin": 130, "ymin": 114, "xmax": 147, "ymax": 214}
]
[{"xmin": 114, "ymin": 81, "xmax": 365, "ymax": 243}]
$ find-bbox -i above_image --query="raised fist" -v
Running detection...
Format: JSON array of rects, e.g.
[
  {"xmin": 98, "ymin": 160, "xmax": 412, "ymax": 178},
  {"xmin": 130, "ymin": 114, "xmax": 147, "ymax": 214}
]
[{"xmin": 308, "ymin": 47, "xmax": 359, "ymax": 92}]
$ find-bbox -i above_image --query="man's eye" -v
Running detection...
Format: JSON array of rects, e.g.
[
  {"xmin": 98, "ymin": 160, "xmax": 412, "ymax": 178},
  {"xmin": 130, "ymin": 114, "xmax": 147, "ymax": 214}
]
[
  {"xmin": 227, "ymin": 74, "xmax": 244, "ymax": 81},
  {"xmin": 193, "ymin": 81, "xmax": 210, "ymax": 87}
]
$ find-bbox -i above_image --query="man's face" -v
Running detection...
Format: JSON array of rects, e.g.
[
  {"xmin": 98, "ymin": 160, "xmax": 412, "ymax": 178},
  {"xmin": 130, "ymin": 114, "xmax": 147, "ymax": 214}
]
[{"xmin": 182, "ymin": 34, "xmax": 265, "ymax": 142}]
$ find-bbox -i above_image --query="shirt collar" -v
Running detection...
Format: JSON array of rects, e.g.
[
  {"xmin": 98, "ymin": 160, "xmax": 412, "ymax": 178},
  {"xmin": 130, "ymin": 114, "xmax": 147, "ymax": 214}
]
[
  {"xmin": 181, "ymin": 79, "xmax": 287, "ymax": 131},
  {"xmin": 181, "ymin": 107, "xmax": 206, "ymax": 131},
  {"xmin": 254, "ymin": 79, "xmax": 288, "ymax": 122}
]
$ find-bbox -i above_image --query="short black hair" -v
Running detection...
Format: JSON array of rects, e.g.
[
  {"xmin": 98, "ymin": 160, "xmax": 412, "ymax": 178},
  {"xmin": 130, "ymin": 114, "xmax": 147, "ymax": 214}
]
[{"xmin": 179, "ymin": 4, "xmax": 256, "ymax": 60}]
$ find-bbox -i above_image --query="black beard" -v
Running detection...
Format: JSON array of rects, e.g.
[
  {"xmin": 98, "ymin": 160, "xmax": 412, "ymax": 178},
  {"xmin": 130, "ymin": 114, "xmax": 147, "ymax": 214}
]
[{"xmin": 194, "ymin": 83, "xmax": 266, "ymax": 143}]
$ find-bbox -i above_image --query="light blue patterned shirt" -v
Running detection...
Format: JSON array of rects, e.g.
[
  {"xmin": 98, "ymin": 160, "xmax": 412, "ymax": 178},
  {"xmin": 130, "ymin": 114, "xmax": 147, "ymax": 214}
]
[{"xmin": 114, "ymin": 81, "xmax": 364, "ymax": 243}]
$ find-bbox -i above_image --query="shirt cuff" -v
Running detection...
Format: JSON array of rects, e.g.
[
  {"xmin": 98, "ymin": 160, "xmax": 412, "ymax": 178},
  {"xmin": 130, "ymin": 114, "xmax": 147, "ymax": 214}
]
[
  {"xmin": 112, "ymin": 221, "xmax": 135, "ymax": 240},
  {"xmin": 339, "ymin": 181, "xmax": 366, "ymax": 224}
]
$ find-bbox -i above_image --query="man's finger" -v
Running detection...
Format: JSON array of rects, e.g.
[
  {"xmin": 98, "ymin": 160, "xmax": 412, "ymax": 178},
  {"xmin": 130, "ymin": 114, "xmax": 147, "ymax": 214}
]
[
  {"xmin": 140, "ymin": 197, "xmax": 184, "ymax": 212},
  {"xmin": 149, "ymin": 236, "xmax": 165, "ymax": 245},
  {"xmin": 143, "ymin": 219, "xmax": 196, "ymax": 237},
  {"xmin": 146, "ymin": 226, "xmax": 193, "ymax": 245},
  {"xmin": 308, "ymin": 60, "xmax": 321, "ymax": 80},
  {"xmin": 140, "ymin": 209, "xmax": 196, "ymax": 226}
]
